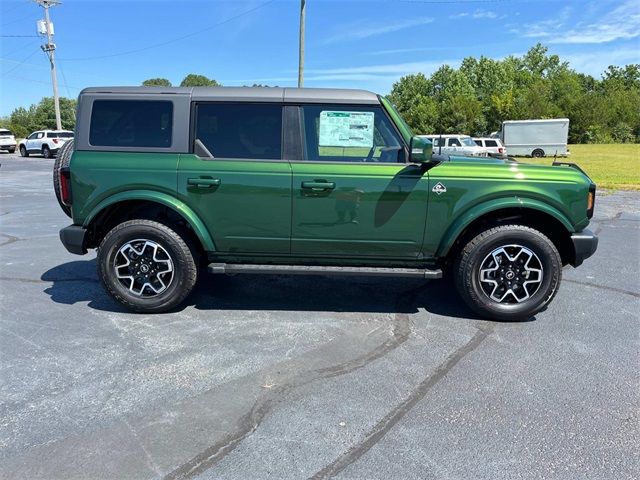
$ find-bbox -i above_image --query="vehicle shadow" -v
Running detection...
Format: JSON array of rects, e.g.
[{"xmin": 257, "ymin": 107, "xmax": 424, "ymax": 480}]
[{"xmin": 41, "ymin": 259, "xmax": 484, "ymax": 320}]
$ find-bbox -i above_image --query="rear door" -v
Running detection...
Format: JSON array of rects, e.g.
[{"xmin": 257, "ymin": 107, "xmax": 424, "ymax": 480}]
[
  {"xmin": 289, "ymin": 104, "xmax": 429, "ymax": 259},
  {"xmin": 177, "ymin": 102, "xmax": 292, "ymax": 254}
]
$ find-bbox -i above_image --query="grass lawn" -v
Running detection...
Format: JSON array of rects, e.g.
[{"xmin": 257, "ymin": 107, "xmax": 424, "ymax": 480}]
[{"xmin": 522, "ymin": 144, "xmax": 640, "ymax": 191}]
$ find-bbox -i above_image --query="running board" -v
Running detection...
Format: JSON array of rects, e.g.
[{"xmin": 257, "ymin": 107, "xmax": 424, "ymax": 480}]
[{"xmin": 207, "ymin": 263, "xmax": 442, "ymax": 279}]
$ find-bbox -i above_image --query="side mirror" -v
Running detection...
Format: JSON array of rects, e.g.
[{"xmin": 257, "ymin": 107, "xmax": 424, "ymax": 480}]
[{"xmin": 409, "ymin": 136, "xmax": 433, "ymax": 163}]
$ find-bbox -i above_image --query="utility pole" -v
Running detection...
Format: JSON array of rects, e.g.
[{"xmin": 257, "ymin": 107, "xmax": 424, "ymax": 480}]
[
  {"xmin": 36, "ymin": 0, "xmax": 62, "ymax": 130},
  {"xmin": 298, "ymin": 0, "xmax": 305, "ymax": 88}
]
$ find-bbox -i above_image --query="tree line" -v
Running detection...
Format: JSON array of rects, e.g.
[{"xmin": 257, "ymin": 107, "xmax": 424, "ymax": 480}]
[
  {"xmin": 2, "ymin": 45, "xmax": 638, "ymax": 143},
  {"xmin": 389, "ymin": 44, "xmax": 640, "ymax": 143}
]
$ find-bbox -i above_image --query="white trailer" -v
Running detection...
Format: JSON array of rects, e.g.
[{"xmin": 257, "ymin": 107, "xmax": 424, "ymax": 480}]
[{"xmin": 501, "ymin": 118, "xmax": 569, "ymax": 157}]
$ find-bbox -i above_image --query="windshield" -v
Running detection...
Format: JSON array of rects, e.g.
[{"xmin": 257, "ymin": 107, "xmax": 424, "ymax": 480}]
[
  {"xmin": 0, "ymin": 130, "xmax": 13, "ymax": 136},
  {"xmin": 460, "ymin": 137, "xmax": 476, "ymax": 147}
]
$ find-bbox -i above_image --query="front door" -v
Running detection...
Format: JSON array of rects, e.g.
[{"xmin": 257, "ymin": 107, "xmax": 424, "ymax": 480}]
[
  {"xmin": 177, "ymin": 102, "xmax": 291, "ymax": 254},
  {"xmin": 290, "ymin": 104, "xmax": 429, "ymax": 259}
]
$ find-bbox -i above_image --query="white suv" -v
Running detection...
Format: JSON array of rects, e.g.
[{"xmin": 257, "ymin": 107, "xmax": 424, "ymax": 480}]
[
  {"xmin": 473, "ymin": 137, "xmax": 506, "ymax": 157},
  {"xmin": 19, "ymin": 130, "xmax": 74, "ymax": 158},
  {"xmin": 419, "ymin": 134, "xmax": 489, "ymax": 157},
  {"xmin": 0, "ymin": 129, "xmax": 17, "ymax": 153}
]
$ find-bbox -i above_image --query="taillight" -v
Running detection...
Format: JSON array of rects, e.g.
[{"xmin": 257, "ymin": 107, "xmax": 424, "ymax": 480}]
[
  {"xmin": 60, "ymin": 167, "xmax": 71, "ymax": 206},
  {"xmin": 587, "ymin": 184, "xmax": 596, "ymax": 219},
  {"xmin": 499, "ymin": 147, "xmax": 504, "ymax": 153}
]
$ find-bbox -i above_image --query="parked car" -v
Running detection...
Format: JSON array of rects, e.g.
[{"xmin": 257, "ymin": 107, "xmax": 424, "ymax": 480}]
[
  {"xmin": 473, "ymin": 137, "xmax": 506, "ymax": 157},
  {"xmin": 500, "ymin": 119, "xmax": 569, "ymax": 157},
  {"xmin": 54, "ymin": 86, "xmax": 597, "ymax": 320},
  {"xmin": 419, "ymin": 134, "xmax": 489, "ymax": 157},
  {"xmin": 0, "ymin": 129, "xmax": 17, "ymax": 153},
  {"xmin": 19, "ymin": 130, "xmax": 74, "ymax": 158}
]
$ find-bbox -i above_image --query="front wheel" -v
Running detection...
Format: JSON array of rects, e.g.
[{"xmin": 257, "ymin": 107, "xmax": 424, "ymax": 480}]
[
  {"xmin": 97, "ymin": 220, "xmax": 199, "ymax": 313},
  {"xmin": 454, "ymin": 225, "xmax": 562, "ymax": 321},
  {"xmin": 19, "ymin": 145, "xmax": 28, "ymax": 157}
]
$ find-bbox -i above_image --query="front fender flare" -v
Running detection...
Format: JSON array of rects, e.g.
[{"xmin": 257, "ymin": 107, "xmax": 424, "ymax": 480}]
[
  {"xmin": 435, "ymin": 196, "xmax": 575, "ymax": 258},
  {"xmin": 83, "ymin": 190, "xmax": 216, "ymax": 251}
]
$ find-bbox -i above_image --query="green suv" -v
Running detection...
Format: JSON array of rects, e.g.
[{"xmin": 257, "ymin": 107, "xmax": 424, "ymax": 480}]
[{"xmin": 55, "ymin": 87, "xmax": 597, "ymax": 320}]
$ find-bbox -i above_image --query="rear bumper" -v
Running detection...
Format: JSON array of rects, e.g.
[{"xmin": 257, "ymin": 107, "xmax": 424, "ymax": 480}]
[
  {"xmin": 59, "ymin": 225, "xmax": 88, "ymax": 255},
  {"xmin": 570, "ymin": 228, "xmax": 598, "ymax": 267}
]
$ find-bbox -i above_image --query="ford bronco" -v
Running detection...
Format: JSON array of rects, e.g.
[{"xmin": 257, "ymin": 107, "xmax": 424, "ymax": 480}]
[{"xmin": 54, "ymin": 87, "xmax": 597, "ymax": 320}]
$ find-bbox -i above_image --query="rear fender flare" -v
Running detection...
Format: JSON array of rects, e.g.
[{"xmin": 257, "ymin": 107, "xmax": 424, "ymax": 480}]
[{"xmin": 83, "ymin": 190, "xmax": 216, "ymax": 251}]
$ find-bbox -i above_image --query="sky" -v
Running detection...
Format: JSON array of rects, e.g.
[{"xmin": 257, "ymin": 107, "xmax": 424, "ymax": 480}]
[{"xmin": 1, "ymin": 0, "xmax": 639, "ymax": 116}]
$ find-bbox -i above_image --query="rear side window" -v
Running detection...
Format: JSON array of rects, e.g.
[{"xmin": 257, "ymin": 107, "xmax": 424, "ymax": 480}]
[
  {"xmin": 195, "ymin": 103, "xmax": 282, "ymax": 160},
  {"xmin": 485, "ymin": 140, "xmax": 498, "ymax": 147},
  {"xmin": 48, "ymin": 131, "xmax": 74, "ymax": 138},
  {"xmin": 90, "ymin": 100, "xmax": 173, "ymax": 147}
]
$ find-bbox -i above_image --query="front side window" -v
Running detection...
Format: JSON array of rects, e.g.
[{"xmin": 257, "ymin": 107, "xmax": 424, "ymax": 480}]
[
  {"xmin": 461, "ymin": 137, "xmax": 476, "ymax": 147},
  {"xmin": 89, "ymin": 100, "xmax": 173, "ymax": 147},
  {"xmin": 195, "ymin": 103, "xmax": 282, "ymax": 160},
  {"xmin": 474, "ymin": 139, "xmax": 482, "ymax": 146},
  {"xmin": 448, "ymin": 138, "xmax": 462, "ymax": 147},
  {"xmin": 301, "ymin": 105, "xmax": 404, "ymax": 163}
]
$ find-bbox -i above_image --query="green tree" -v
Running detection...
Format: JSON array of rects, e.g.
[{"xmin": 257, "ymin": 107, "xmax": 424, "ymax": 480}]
[
  {"xmin": 142, "ymin": 78, "xmax": 172, "ymax": 87},
  {"xmin": 180, "ymin": 74, "xmax": 221, "ymax": 87}
]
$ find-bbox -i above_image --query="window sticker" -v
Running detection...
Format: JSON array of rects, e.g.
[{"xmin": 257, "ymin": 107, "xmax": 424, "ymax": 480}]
[{"xmin": 319, "ymin": 111, "xmax": 374, "ymax": 148}]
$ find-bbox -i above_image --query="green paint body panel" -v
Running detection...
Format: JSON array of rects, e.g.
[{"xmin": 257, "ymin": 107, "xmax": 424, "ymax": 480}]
[
  {"xmin": 176, "ymin": 154, "xmax": 291, "ymax": 254},
  {"xmin": 70, "ymin": 151, "xmax": 215, "ymax": 251},
  {"xmin": 290, "ymin": 161, "xmax": 429, "ymax": 258},
  {"xmin": 67, "ymin": 117, "xmax": 593, "ymax": 267}
]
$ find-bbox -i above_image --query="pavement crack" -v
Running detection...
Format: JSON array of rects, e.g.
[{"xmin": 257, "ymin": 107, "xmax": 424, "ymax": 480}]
[
  {"xmin": 0, "ymin": 233, "xmax": 21, "ymax": 246},
  {"xmin": 309, "ymin": 324, "xmax": 494, "ymax": 480},
  {"xmin": 161, "ymin": 283, "xmax": 424, "ymax": 480},
  {"xmin": 564, "ymin": 279, "xmax": 640, "ymax": 298}
]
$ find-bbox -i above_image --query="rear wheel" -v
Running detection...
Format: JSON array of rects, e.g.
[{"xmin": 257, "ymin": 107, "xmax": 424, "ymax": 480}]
[
  {"xmin": 532, "ymin": 148, "xmax": 545, "ymax": 158},
  {"xmin": 42, "ymin": 145, "xmax": 52, "ymax": 158},
  {"xmin": 53, "ymin": 139, "xmax": 74, "ymax": 218},
  {"xmin": 454, "ymin": 225, "xmax": 562, "ymax": 321},
  {"xmin": 19, "ymin": 145, "xmax": 28, "ymax": 157},
  {"xmin": 97, "ymin": 219, "xmax": 198, "ymax": 313}
]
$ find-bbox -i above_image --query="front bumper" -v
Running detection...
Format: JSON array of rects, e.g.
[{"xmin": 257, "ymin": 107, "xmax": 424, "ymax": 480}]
[
  {"xmin": 60, "ymin": 225, "xmax": 88, "ymax": 255},
  {"xmin": 570, "ymin": 228, "xmax": 598, "ymax": 267}
]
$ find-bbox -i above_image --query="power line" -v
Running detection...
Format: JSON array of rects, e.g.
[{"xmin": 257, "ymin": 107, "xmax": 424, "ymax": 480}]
[
  {"xmin": 59, "ymin": 0, "xmax": 277, "ymax": 62},
  {"xmin": 1, "ymin": 47, "xmax": 41, "ymax": 77}
]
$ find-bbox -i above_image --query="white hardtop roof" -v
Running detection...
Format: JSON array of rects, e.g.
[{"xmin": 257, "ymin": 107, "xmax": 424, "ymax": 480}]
[
  {"xmin": 418, "ymin": 134, "xmax": 473, "ymax": 138},
  {"xmin": 502, "ymin": 118, "xmax": 569, "ymax": 124}
]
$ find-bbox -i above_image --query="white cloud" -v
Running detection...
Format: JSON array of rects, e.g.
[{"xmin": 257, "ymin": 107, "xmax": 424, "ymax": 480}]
[
  {"xmin": 472, "ymin": 11, "xmax": 498, "ymax": 19},
  {"xmin": 563, "ymin": 48, "xmax": 640, "ymax": 76},
  {"xmin": 521, "ymin": 1, "xmax": 640, "ymax": 44},
  {"xmin": 321, "ymin": 17, "xmax": 433, "ymax": 44},
  {"xmin": 449, "ymin": 12, "xmax": 469, "ymax": 19}
]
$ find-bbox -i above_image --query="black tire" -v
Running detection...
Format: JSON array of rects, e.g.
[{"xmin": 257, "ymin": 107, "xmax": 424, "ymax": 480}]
[
  {"xmin": 19, "ymin": 145, "xmax": 28, "ymax": 157},
  {"xmin": 97, "ymin": 219, "xmax": 198, "ymax": 313},
  {"xmin": 53, "ymin": 139, "xmax": 74, "ymax": 218},
  {"xmin": 454, "ymin": 225, "xmax": 562, "ymax": 321},
  {"xmin": 532, "ymin": 148, "xmax": 545, "ymax": 158},
  {"xmin": 42, "ymin": 145, "xmax": 52, "ymax": 158}
]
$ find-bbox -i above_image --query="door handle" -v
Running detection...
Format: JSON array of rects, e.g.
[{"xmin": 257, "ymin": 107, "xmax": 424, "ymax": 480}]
[
  {"xmin": 301, "ymin": 181, "xmax": 335, "ymax": 190},
  {"xmin": 187, "ymin": 177, "xmax": 221, "ymax": 188}
]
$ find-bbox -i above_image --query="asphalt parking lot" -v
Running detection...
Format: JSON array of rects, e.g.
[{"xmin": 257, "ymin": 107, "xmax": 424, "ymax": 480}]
[{"xmin": 1, "ymin": 151, "xmax": 638, "ymax": 480}]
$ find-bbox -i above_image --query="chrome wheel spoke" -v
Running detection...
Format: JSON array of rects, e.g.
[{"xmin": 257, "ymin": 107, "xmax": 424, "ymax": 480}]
[
  {"xmin": 113, "ymin": 239, "xmax": 174, "ymax": 298},
  {"xmin": 478, "ymin": 244, "xmax": 544, "ymax": 304}
]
